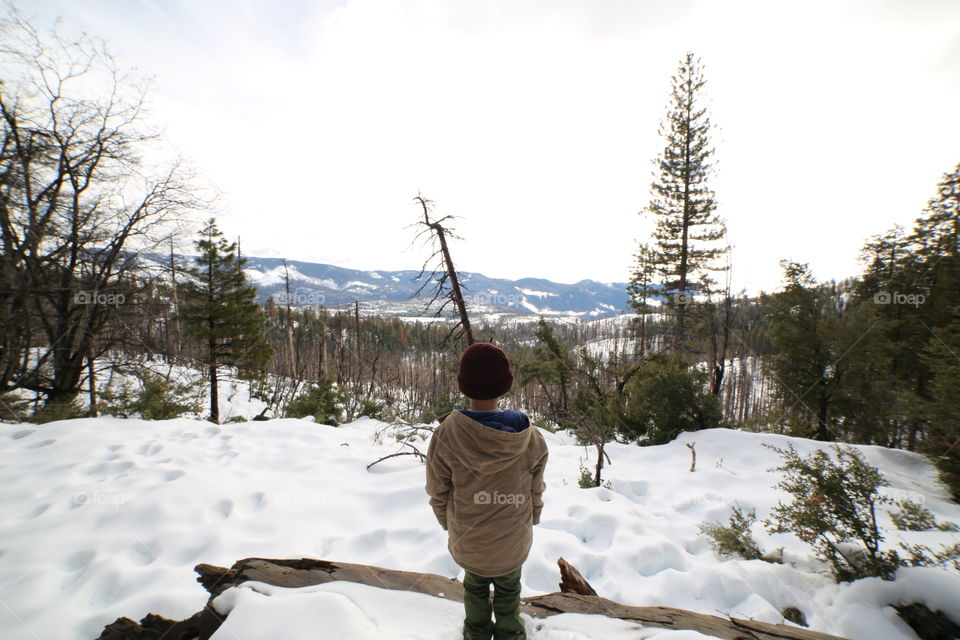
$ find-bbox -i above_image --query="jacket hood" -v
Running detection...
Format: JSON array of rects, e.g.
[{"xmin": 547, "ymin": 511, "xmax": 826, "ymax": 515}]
[{"xmin": 441, "ymin": 410, "xmax": 533, "ymax": 474}]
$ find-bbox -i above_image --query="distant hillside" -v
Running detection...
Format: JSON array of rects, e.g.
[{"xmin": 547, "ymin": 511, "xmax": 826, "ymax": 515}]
[{"xmin": 142, "ymin": 253, "xmax": 637, "ymax": 318}]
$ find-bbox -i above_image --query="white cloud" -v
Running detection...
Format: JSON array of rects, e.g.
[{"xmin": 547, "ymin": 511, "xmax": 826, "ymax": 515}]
[{"xmin": 18, "ymin": 0, "xmax": 960, "ymax": 292}]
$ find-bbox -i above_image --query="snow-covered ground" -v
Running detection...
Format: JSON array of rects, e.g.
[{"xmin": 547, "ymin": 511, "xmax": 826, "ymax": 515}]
[{"xmin": 1, "ymin": 414, "xmax": 959, "ymax": 639}]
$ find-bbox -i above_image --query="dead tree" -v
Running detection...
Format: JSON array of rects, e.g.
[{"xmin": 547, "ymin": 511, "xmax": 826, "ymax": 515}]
[{"xmin": 409, "ymin": 195, "xmax": 474, "ymax": 346}]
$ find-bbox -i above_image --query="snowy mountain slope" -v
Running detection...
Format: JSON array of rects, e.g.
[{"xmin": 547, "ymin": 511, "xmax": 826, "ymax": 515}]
[
  {"xmin": 1, "ymin": 415, "xmax": 958, "ymax": 640},
  {"xmin": 139, "ymin": 252, "xmax": 635, "ymax": 318}
]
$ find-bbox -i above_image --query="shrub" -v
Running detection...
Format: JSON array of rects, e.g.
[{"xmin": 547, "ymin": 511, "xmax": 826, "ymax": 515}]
[
  {"xmin": 899, "ymin": 542, "xmax": 960, "ymax": 572},
  {"xmin": 890, "ymin": 498, "xmax": 959, "ymax": 532},
  {"xmin": 284, "ymin": 375, "xmax": 345, "ymax": 426},
  {"xmin": 578, "ymin": 463, "xmax": 595, "ymax": 489},
  {"xmin": 102, "ymin": 372, "xmax": 201, "ymax": 420},
  {"xmin": 350, "ymin": 398, "xmax": 387, "ymax": 421},
  {"xmin": 30, "ymin": 397, "xmax": 86, "ymax": 423},
  {"xmin": 764, "ymin": 444, "xmax": 901, "ymax": 582},
  {"xmin": 894, "ymin": 603, "xmax": 960, "ymax": 640},
  {"xmin": 619, "ymin": 354, "xmax": 723, "ymax": 444},
  {"xmin": 700, "ymin": 503, "xmax": 764, "ymax": 560}
]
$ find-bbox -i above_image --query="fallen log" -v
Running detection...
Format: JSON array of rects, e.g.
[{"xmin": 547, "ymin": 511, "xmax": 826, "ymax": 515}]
[{"xmin": 96, "ymin": 557, "xmax": 848, "ymax": 640}]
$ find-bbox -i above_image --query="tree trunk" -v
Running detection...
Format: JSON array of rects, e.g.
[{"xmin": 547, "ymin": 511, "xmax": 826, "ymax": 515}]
[
  {"xmin": 87, "ymin": 356, "xmax": 98, "ymax": 417},
  {"xmin": 435, "ymin": 221, "xmax": 474, "ymax": 345},
  {"xmin": 208, "ymin": 350, "xmax": 219, "ymax": 424}
]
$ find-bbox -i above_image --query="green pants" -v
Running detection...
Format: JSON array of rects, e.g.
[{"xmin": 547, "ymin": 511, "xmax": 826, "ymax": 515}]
[{"xmin": 462, "ymin": 566, "xmax": 525, "ymax": 640}]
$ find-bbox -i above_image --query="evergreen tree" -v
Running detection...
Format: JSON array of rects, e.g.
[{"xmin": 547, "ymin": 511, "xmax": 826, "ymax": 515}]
[
  {"xmin": 627, "ymin": 243, "xmax": 657, "ymax": 359},
  {"xmin": 763, "ymin": 263, "xmax": 850, "ymax": 441},
  {"xmin": 618, "ymin": 352, "xmax": 722, "ymax": 444},
  {"xmin": 636, "ymin": 52, "xmax": 727, "ymax": 344},
  {"xmin": 913, "ymin": 164, "xmax": 960, "ymax": 497},
  {"xmin": 855, "ymin": 226, "xmax": 929, "ymax": 449},
  {"xmin": 515, "ymin": 318, "xmax": 576, "ymax": 424},
  {"xmin": 179, "ymin": 218, "xmax": 272, "ymax": 423}
]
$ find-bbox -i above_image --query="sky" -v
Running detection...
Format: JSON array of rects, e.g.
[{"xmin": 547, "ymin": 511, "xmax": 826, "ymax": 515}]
[{"xmin": 13, "ymin": 0, "xmax": 960, "ymax": 293}]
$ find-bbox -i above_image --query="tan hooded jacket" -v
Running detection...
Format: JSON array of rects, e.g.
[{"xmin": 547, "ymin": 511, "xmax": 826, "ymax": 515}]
[{"xmin": 425, "ymin": 409, "xmax": 548, "ymax": 577}]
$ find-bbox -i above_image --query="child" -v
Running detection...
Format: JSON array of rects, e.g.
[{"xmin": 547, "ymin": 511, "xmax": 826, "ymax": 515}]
[{"xmin": 426, "ymin": 342, "xmax": 548, "ymax": 640}]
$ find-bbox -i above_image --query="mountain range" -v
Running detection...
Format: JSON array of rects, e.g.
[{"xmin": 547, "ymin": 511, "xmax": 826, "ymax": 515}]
[{"xmin": 143, "ymin": 254, "xmax": 633, "ymax": 318}]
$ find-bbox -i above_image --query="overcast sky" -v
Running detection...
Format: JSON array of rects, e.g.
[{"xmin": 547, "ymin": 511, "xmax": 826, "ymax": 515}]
[{"xmin": 17, "ymin": 0, "xmax": 960, "ymax": 293}]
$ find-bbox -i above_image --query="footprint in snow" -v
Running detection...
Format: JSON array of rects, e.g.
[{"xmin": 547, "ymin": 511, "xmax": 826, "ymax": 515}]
[
  {"xmin": 244, "ymin": 491, "xmax": 266, "ymax": 512},
  {"xmin": 129, "ymin": 541, "xmax": 161, "ymax": 566},
  {"xmin": 28, "ymin": 503, "xmax": 51, "ymax": 520},
  {"xmin": 10, "ymin": 429, "xmax": 35, "ymax": 440},
  {"xmin": 211, "ymin": 499, "xmax": 233, "ymax": 520},
  {"xmin": 137, "ymin": 442, "xmax": 163, "ymax": 456},
  {"xmin": 164, "ymin": 470, "xmax": 185, "ymax": 481},
  {"xmin": 63, "ymin": 548, "xmax": 96, "ymax": 572},
  {"xmin": 25, "ymin": 438, "xmax": 56, "ymax": 449}
]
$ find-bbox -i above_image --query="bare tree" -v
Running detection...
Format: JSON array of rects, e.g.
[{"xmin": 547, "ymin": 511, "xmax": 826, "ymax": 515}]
[
  {"xmin": 0, "ymin": 6, "xmax": 200, "ymax": 408},
  {"xmin": 409, "ymin": 194, "xmax": 474, "ymax": 346}
]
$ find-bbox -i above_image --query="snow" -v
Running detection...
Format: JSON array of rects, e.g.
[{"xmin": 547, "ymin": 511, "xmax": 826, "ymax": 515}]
[
  {"xmin": 242, "ymin": 264, "xmax": 340, "ymax": 290},
  {"xmin": 1, "ymin": 407, "xmax": 959, "ymax": 639},
  {"xmin": 518, "ymin": 288, "xmax": 557, "ymax": 298},
  {"xmin": 208, "ymin": 580, "xmax": 706, "ymax": 639},
  {"xmin": 344, "ymin": 280, "xmax": 376, "ymax": 289}
]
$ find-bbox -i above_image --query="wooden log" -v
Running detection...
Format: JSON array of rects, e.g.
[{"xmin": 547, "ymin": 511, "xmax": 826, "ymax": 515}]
[{"xmin": 96, "ymin": 557, "xmax": 849, "ymax": 640}]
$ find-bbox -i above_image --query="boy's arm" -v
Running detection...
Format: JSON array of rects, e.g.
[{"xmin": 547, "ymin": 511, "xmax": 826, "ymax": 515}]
[
  {"xmin": 425, "ymin": 433, "xmax": 452, "ymax": 531},
  {"xmin": 531, "ymin": 440, "xmax": 548, "ymax": 525}
]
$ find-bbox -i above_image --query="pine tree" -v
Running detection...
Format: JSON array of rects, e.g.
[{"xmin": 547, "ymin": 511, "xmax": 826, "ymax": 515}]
[
  {"xmin": 912, "ymin": 164, "xmax": 960, "ymax": 497},
  {"xmin": 763, "ymin": 262, "xmax": 845, "ymax": 441},
  {"xmin": 636, "ymin": 52, "xmax": 727, "ymax": 345},
  {"xmin": 179, "ymin": 218, "xmax": 273, "ymax": 423},
  {"xmin": 627, "ymin": 243, "xmax": 657, "ymax": 359}
]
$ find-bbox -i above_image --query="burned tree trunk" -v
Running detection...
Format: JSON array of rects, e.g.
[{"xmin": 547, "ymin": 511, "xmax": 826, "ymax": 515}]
[{"xmin": 410, "ymin": 195, "xmax": 474, "ymax": 346}]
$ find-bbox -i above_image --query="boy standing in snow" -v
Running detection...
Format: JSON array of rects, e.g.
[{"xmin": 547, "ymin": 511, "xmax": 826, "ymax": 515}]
[{"xmin": 426, "ymin": 342, "xmax": 548, "ymax": 640}]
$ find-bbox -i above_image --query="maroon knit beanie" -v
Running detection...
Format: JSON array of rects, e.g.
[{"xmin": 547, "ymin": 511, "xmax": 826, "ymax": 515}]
[{"xmin": 457, "ymin": 342, "xmax": 514, "ymax": 400}]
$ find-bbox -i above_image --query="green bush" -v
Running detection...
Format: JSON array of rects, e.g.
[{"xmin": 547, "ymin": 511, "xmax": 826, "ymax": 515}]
[
  {"xmin": 764, "ymin": 444, "xmax": 901, "ymax": 582},
  {"xmin": 30, "ymin": 396, "xmax": 86, "ymax": 423},
  {"xmin": 700, "ymin": 503, "xmax": 764, "ymax": 560},
  {"xmin": 352, "ymin": 398, "xmax": 387, "ymax": 421},
  {"xmin": 890, "ymin": 498, "xmax": 959, "ymax": 532},
  {"xmin": 894, "ymin": 603, "xmax": 960, "ymax": 640},
  {"xmin": 284, "ymin": 375, "xmax": 345, "ymax": 426},
  {"xmin": 102, "ymin": 372, "xmax": 201, "ymax": 420},
  {"xmin": 619, "ymin": 354, "xmax": 723, "ymax": 444},
  {"xmin": 578, "ymin": 463, "xmax": 595, "ymax": 488}
]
